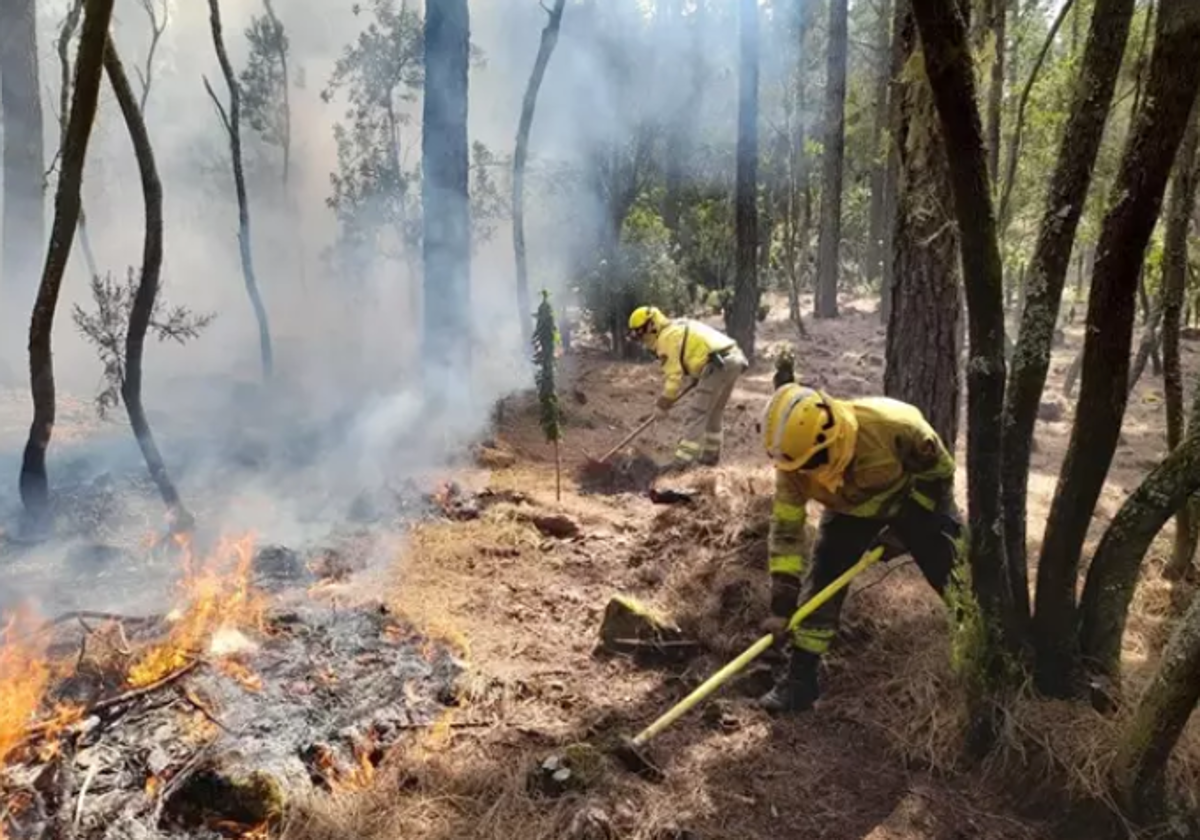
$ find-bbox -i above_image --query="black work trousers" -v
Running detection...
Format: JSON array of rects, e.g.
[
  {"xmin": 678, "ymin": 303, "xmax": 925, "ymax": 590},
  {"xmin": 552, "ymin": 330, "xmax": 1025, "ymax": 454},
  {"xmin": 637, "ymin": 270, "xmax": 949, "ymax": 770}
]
[{"xmin": 788, "ymin": 498, "xmax": 963, "ymax": 655}]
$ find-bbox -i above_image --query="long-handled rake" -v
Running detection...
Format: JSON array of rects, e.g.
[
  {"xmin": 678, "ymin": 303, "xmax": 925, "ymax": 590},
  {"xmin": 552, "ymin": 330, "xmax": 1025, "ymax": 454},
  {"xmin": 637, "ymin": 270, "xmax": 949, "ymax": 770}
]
[
  {"xmin": 578, "ymin": 379, "xmax": 700, "ymax": 481},
  {"xmin": 610, "ymin": 544, "xmax": 887, "ymax": 778}
]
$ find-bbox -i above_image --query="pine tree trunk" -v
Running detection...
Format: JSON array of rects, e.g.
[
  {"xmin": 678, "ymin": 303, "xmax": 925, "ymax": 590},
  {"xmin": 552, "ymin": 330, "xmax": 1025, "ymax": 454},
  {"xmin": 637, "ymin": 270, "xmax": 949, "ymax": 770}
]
[
  {"xmin": 423, "ymin": 0, "xmax": 472, "ymax": 398},
  {"xmin": 910, "ymin": 0, "xmax": 1020, "ymax": 741},
  {"xmin": 19, "ymin": 0, "xmax": 115, "ymax": 536},
  {"xmin": 103, "ymin": 35, "xmax": 194, "ymax": 534},
  {"xmin": 884, "ymin": 2, "xmax": 960, "ymax": 450},
  {"xmin": 513, "ymin": 0, "xmax": 566, "ymax": 348},
  {"xmin": 1108, "ymin": 541, "xmax": 1200, "ymax": 819},
  {"xmin": 0, "ymin": 0, "xmax": 46, "ymax": 333},
  {"xmin": 208, "ymin": 0, "xmax": 274, "ymax": 381},
  {"xmin": 814, "ymin": 0, "xmax": 848, "ymax": 320},
  {"xmin": 1034, "ymin": 0, "xmax": 1200, "ymax": 697},
  {"xmin": 866, "ymin": 0, "xmax": 893, "ymax": 291},
  {"xmin": 726, "ymin": 0, "xmax": 760, "ymax": 360},
  {"xmin": 880, "ymin": 0, "xmax": 908, "ymax": 327},
  {"xmin": 1000, "ymin": 0, "xmax": 1134, "ymax": 630},
  {"xmin": 1161, "ymin": 97, "xmax": 1200, "ymax": 580}
]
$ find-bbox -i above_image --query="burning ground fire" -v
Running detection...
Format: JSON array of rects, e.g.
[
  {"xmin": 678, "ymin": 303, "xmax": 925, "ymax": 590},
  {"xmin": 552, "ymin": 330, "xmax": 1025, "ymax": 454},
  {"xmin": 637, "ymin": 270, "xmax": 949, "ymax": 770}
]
[{"xmin": 0, "ymin": 523, "xmax": 464, "ymax": 840}]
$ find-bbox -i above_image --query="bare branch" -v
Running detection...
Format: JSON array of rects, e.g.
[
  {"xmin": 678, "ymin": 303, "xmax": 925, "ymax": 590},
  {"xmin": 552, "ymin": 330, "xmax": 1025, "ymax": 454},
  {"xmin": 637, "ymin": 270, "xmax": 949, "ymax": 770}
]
[{"xmin": 202, "ymin": 74, "xmax": 233, "ymax": 135}]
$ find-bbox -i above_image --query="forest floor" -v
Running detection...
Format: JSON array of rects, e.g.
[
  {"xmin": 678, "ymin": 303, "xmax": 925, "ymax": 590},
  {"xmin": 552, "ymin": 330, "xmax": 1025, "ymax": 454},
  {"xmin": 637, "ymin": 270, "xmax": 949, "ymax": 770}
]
[
  {"xmin": 2, "ymin": 293, "xmax": 1198, "ymax": 840},
  {"xmin": 280, "ymin": 294, "xmax": 1200, "ymax": 840}
]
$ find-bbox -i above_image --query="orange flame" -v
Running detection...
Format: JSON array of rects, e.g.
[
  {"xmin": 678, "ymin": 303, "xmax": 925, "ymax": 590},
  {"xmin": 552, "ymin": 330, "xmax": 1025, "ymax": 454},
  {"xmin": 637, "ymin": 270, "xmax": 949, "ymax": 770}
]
[
  {"xmin": 0, "ymin": 607, "xmax": 51, "ymax": 768},
  {"xmin": 126, "ymin": 533, "xmax": 265, "ymax": 689}
]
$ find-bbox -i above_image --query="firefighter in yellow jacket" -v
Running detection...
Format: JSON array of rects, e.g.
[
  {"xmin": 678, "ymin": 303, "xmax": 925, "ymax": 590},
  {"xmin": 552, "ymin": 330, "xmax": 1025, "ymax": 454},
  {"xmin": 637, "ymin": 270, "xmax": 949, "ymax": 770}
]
[
  {"xmin": 627, "ymin": 306, "xmax": 749, "ymax": 471},
  {"xmin": 756, "ymin": 380, "xmax": 965, "ymax": 713}
]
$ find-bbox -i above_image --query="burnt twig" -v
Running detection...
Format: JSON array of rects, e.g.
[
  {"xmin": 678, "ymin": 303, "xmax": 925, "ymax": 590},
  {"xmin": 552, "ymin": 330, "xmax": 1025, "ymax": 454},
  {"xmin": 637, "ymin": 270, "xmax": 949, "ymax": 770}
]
[{"xmin": 89, "ymin": 659, "xmax": 201, "ymax": 716}]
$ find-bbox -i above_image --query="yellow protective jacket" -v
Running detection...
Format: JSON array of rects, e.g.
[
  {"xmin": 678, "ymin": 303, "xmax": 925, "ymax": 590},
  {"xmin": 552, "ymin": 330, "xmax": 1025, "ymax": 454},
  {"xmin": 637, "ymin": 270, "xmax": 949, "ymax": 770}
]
[
  {"xmin": 653, "ymin": 319, "xmax": 738, "ymax": 401},
  {"xmin": 767, "ymin": 397, "xmax": 955, "ymax": 579}
]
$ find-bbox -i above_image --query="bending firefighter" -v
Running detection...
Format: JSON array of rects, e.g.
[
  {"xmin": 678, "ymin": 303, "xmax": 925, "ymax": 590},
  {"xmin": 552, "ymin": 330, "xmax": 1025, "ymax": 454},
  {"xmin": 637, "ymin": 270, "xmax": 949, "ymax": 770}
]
[
  {"xmin": 628, "ymin": 306, "xmax": 749, "ymax": 471},
  {"xmin": 757, "ymin": 380, "xmax": 966, "ymax": 713}
]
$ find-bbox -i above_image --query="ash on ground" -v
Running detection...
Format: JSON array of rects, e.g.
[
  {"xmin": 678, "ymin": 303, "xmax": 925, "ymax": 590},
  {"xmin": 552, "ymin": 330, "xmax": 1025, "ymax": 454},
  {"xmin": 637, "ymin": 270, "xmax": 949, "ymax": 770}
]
[{"xmin": 1, "ymin": 602, "xmax": 463, "ymax": 840}]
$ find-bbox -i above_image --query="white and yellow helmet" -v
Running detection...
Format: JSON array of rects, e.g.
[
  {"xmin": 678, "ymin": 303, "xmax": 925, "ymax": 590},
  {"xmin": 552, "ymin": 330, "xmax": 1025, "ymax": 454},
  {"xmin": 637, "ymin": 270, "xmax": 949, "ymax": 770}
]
[{"xmin": 761, "ymin": 383, "xmax": 858, "ymax": 482}]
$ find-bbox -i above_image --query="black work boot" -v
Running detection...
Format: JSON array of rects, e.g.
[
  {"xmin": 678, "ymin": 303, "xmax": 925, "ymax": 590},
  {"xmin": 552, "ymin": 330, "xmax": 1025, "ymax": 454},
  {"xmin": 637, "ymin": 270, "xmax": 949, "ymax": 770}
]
[{"xmin": 757, "ymin": 649, "xmax": 820, "ymax": 714}]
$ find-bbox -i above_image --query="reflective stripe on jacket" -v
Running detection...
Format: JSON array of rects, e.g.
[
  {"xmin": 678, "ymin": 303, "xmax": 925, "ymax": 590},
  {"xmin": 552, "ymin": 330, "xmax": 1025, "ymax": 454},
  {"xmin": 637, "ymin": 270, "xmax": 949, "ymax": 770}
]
[
  {"xmin": 653, "ymin": 319, "xmax": 737, "ymax": 400},
  {"xmin": 767, "ymin": 397, "xmax": 955, "ymax": 577}
]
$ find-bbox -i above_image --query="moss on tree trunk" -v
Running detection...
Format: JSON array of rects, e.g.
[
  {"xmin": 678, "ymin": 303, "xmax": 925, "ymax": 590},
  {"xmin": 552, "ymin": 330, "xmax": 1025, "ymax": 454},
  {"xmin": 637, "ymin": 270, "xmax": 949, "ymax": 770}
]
[
  {"xmin": 910, "ymin": 0, "xmax": 1020, "ymax": 749},
  {"xmin": 999, "ymin": 0, "xmax": 1135, "ymax": 636},
  {"xmin": 1110, "ymin": 581, "xmax": 1200, "ymax": 819},
  {"xmin": 1033, "ymin": 0, "xmax": 1200, "ymax": 697}
]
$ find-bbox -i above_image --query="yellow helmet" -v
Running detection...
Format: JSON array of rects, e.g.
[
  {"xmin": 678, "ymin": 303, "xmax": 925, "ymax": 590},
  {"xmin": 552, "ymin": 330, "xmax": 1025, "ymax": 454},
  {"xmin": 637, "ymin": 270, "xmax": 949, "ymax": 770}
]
[
  {"xmin": 761, "ymin": 384, "xmax": 859, "ymax": 482},
  {"xmin": 628, "ymin": 306, "xmax": 669, "ymax": 345}
]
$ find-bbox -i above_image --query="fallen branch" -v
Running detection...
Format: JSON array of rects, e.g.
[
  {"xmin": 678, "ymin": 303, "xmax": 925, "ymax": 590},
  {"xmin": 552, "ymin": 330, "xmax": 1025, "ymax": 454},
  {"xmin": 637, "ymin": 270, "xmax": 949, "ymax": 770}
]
[{"xmin": 90, "ymin": 659, "xmax": 201, "ymax": 716}]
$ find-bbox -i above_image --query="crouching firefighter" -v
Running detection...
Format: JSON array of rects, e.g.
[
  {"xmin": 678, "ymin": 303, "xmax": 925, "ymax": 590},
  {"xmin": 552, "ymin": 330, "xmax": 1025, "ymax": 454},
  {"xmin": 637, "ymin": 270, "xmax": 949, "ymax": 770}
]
[
  {"xmin": 756, "ymin": 381, "xmax": 966, "ymax": 713},
  {"xmin": 627, "ymin": 306, "xmax": 749, "ymax": 471}
]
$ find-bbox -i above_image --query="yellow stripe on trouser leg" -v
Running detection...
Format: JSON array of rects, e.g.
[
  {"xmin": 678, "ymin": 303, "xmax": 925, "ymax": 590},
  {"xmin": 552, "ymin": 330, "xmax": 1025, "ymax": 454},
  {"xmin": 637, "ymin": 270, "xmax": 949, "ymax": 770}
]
[
  {"xmin": 673, "ymin": 439, "xmax": 701, "ymax": 463},
  {"xmin": 792, "ymin": 626, "xmax": 835, "ymax": 654},
  {"xmin": 702, "ymin": 431, "xmax": 722, "ymax": 455},
  {"xmin": 768, "ymin": 554, "xmax": 806, "ymax": 576},
  {"xmin": 773, "ymin": 501, "xmax": 805, "ymax": 521}
]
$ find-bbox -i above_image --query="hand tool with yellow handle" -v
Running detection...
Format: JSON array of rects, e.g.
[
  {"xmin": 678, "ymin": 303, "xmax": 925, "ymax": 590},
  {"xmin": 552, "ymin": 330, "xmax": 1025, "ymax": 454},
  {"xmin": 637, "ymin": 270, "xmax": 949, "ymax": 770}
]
[{"xmin": 612, "ymin": 544, "xmax": 886, "ymax": 778}]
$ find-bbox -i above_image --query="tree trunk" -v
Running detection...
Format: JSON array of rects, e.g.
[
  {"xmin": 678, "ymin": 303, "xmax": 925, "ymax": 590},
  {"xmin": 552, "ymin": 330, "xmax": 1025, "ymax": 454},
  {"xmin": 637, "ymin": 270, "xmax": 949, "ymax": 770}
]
[
  {"xmin": 423, "ymin": 0, "xmax": 472, "ymax": 399},
  {"xmin": 1126, "ymin": 297, "xmax": 1163, "ymax": 395},
  {"xmin": 726, "ymin": 0, "xmax": 759, "ymax": 360},
  {"xmin": 866, "ymin": 0, "xmax": 893, "ymax": 291},
  {"xmin": 19, "ymin": 0, "xmax": 115, "ymax": 534},
  {"xmin": 1110, "ymin": 586, "xmax": 1200, "ymax": 819},
  {"xmin": 102, "ymin": 35, "xmax": 194, "ymax": 534},
  {"xmin": 986, "ymin": 0, "xmax": 1004, "ymax": 186},
  {"xmin": 662, "ymin": 5, "xmax": 701, "ymax": 243},
  {"xmin": 208, "ymin": 0, "xmax": 274, "ymax": 381},
  {"xmin": 814, "ymin": 0, "xmax": 848, "ymax": 320},
  {"xmin": 910, "ymin": 0, "xmax": 1020, "ymax": 747},
  {"xmin": 884, "ymin": 1, "xmax": 960, "ymax": 450},
  {"xmin": 1000, "ymin": 0, "xmax": 1136, "ymax": 634},
  {"xmin": 0, "ymin": 0, "xmax": 46, "ymax": 328},
  {"xmin": 996, "ymin": 0, "xmax": 1077, "ymax": 234},
  {"xmin": 1078, "ymin": 424, "xmax": 1200, "ymax": 680},
  {"xmin": 1161, "ymin": 97, "xmax": 1200, "ymax": 580},
  {"xmin": 1033, "ymin": 0, "xmax": 1200, "ymax": 698},
  {"xmin": 513, "ymin": 0, "xmax": 566, "ymax": 348},
  {"xmin": 880, "ymin": 0, "xmax": 909, "ymax": 327}
]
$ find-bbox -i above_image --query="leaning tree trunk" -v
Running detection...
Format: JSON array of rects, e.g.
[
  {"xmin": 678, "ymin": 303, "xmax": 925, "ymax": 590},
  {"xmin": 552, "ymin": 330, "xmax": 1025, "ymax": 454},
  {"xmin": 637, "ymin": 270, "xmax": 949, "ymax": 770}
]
[
  {"xmin": 1000, "ymin": 0, "xmax": 1135, "ymax": 633},
  {"xmin": 0, "ymin": 0, "xmax": 46, "ymax": 328},
  {"xmin": 1108, "ymin": 552, "xmax": 1200, "ymax": 819},
  {"xmin": 1161, "ymin": 96, "xmax": 1200, "ymax": 580},
  {"xmin": 19, "ymin": 0, "xmax": 115, "ymax": 535},
  {"xmin": 1079, "ymin": 423, "xmax": 1200, "ymax": 680},
  {"xmin": 423, "ymin": 0, "xmax": 472, "ymax": 401},
  {"xmin": 1034, "ymin": 0, "xmax": 1200, "ymax": 698},
  {"xmin": 910, "ymin": 0, "xmax": 1020, "ymax": 751},
  {"xmin": 866, "ymin": 0, "xmax": 893, "ymax": 291},
  {"xmin": 884, "ymin": 0, "xmax": 960, "ymax": 450},
  {"xmin": 814, "ymin": 0, "xmax": 849, "ymax": 321},
  {"xmin": 103, "ymin": 36, "xmax": 195, "ymax": 534},
  {"xmin": 726, "ymin": 0, "xmax": 759, "ymax": 361},
  {"xmin": 512, "ymin": 0, "xmax": 566, "ymax": 349},
  {"xmin": 207, "ymin": 0, "xmax": 274, "ymax": 381}
]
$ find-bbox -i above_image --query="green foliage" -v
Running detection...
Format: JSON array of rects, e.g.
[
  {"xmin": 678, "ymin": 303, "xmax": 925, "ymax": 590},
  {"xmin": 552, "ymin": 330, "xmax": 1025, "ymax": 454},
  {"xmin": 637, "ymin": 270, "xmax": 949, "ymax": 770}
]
[
  {"xmin": 71, "ymin": 269, "xmax": 216, "ymax": 419},
  {"xmin": 321, "ymin": 0, "xmax": 506, "ymax": 278},
  {"xmin": 532, "ymin": 290, "xmax": 562, "ymax": 444},
  {"xmin": 240, "ymin": 1, "xmax": 289, "ymax": 151},
  {"xmin": 580, "ymin": 201, "xmax": 691, "ymax": 342}
]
